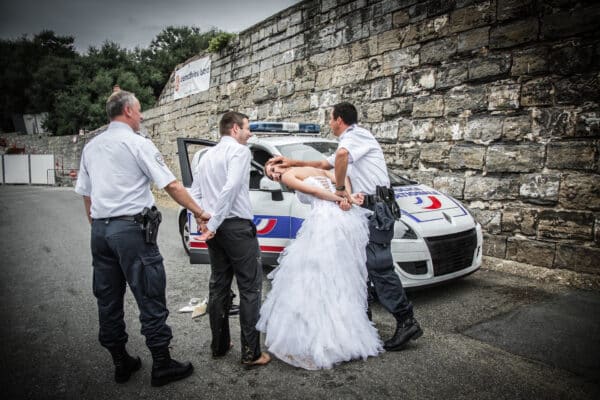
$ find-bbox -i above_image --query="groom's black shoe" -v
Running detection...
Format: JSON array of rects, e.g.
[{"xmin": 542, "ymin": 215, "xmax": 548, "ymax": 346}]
[
  {"xmin": 150, "ymin": 347, "xmax": 193, "ymax": 387},
  {"xmin": 383, "ymin": 316, "xmax": 423, "ymax": 351}
]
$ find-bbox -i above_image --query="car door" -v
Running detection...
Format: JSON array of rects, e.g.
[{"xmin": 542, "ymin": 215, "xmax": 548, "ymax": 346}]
[{"xmin": 248, "ymin": 145, "xmax": 298, "ymax": 265}]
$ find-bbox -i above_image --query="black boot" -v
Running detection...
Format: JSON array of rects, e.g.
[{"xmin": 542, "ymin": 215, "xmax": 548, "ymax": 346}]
[
  {"xmin": 108, "ymin": 345, "xmax": 142, "ymax": 383},
  {"xmin": 383, "ymin": 316, "xmax": 423, "ymax": 351},
  {"xmin": 150, "ymin": 347, "xmax": 194, "ymax": 387}
]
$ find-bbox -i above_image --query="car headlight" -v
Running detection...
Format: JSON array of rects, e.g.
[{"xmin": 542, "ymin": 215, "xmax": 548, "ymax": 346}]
[{"xmin": 394, "ymin": 219, "xmax": 418, "ymax": 239}]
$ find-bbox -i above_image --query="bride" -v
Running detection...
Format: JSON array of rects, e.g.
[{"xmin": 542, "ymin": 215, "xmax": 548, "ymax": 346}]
[{"xmin": 256, "ymin": 160, "xmax": 383, "ymax": 370}]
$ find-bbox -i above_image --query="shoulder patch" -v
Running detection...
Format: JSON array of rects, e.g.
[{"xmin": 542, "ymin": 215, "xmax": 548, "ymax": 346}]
[{"xmin": 155, "ymin": 152, "xmax": 165, "ymax": 166}]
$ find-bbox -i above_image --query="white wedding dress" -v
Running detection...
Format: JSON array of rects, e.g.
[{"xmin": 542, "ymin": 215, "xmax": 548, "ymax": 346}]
[{"xmin": 256, "ymin": 176, "xmax": 383, "ymax": 370}]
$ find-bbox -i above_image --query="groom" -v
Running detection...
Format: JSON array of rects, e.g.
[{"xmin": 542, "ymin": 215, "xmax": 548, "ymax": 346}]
[
  {"xmin": 271, "ymin": 102, "xmax": 423, "ymax": 351},
  {"xmin": 191, "ymin": 111, "xmax": 270, "ymax": 367}
]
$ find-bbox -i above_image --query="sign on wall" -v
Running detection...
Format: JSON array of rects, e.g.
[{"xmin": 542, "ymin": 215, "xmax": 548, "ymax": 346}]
[{"xmin": 173, "ymin": 56, "xmax": 211, "ymax": 100}]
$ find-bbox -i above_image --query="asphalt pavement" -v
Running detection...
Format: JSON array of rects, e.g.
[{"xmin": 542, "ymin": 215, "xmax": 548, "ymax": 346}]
[{"xmin": 0, "ymin": 185, "xmax": 598, "ymax": 400}]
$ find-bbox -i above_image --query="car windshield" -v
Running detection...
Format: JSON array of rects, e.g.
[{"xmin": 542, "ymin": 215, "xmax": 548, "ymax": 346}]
[
  {"xmin": 276, "ymin": 141, "xmax": 413, "ymax": 186},
  {"xmin": 276, "ymin": 142, "xmax": 338, "ymax": 161}
]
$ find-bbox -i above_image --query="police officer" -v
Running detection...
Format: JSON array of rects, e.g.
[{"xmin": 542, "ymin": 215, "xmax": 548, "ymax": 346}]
[
  {"xmin": 271, "ymin": 102, "xmax": 423, "ymax": 351},
  {"xmin": 75, "ymin": 90, "xmax": 210, "ymax": 386}
]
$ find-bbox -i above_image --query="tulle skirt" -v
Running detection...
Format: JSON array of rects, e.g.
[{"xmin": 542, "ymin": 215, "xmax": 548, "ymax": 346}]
[{"xmin": 257, "ymin": 202, "xmax": 383, "ymax": 370}]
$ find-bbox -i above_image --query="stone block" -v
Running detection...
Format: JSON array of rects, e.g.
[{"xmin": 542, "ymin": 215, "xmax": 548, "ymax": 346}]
[
  {"xmin": 393, "ymin": 68, "xmax": 436, "ymax": 95},
  {"xmin": 538, "ymin": 210, "xmax": 594, "ymax": 241},
  {"xmin": 396, "ymin": 119, "xmax": 417, "ymax": 142},
  {"xmin": 377, "ymin": 28, "xmax": 405, "ymax": 53},
  {"xmin": 392, "ymin": 10, "xmax": 410, "ymax": 27},
  {"xmin": 369, "ymin": 13, "xmax": 393, "ymax": 35},
  {"xmin": 278, "ymin": 81, "xmax": 295, "ymax": 98},
  {"xmin": 548, "ymin": 42, "xmax": 594, "ymax": 75},
  {"xmin": 436, "ymin": 61, "xmax": 469, "ymax": 89},
  {"xmin": 402, "ymin": 15, "xmax": 450, "ymax": 45},
  {"xmin": 486, "ymin": 144, "xmax": 545, "ymax": 173},
  {"xmin": 444, "ymin": 84, "xmax": 487, "ymax": 115},
  {"xmin": 382, "ymin": 97, "xmax": 413, "ymax": 117},
  {"xmin": 519, "ymin": 173, "xmax": 561, "ymax": 205},
  {"xmin": 413, "ymin": 119, "xmax": 436, "ymax": 141},
  {"xmin": 388, "ymin": 147, "xmax": 420, "ymax": 169},
  {"xmin": 554, "ymin": 244, "xmax": 600, "ymax": 274},
  {"xmin": 546, "ymin": 141, "xmax": 597, "ymax": 171},
  {"xmin": 371, "ymin": 78, "xmax": 393, "ymax": 100},
  {"xmin": 362, "ymin": 103, "xmax": 383, "ymax": 123},
  {"xmin": 483, "ymin": 233, "xmax": 507, "ymax": 258},
  {"xmin": 554, "ymin": 75, "xmax": 600, "ymax": 106},
  {"xmin": 420, "ymin": 37, "xmax": 457, "ymax": 64},
  {"xmin": 521, "ymin": 77, "xmax": 554, "ymax": 107},
  {"xmin": 559, "ymin": 173, "xmax": 600, "ymax": 211},
  {"xmin": 488, "ymin": 80, "xmax": 520, "ymax": 110},
  {"xmin": 419, "ymin": 142, "xmax": 451, "ymax": 166},
  {"xmin": 502, "ymin": 206, "xmax": 538, "ymax": 236},
  {"xmin": 371, "ymin": 120, "xmax": 399, "ymax": 143},
  {"xmin": 332, "ymin": 60, "xmax": 369, "ymax": 87},
  {"xmin": 412, "ymin": 95, "xmax": 444, "ymax": 118},
  {"xmin": 351, "ymin": 36, "xmax": 378, "ymax": 60},
  {"xmin": 457, "ymin": 27, "xmax": 489, "ymax": 53},
  {"xmin": 435, "ymin": 118, "xmax": 466, "ymax": 141},
  {"xmin": 531, "ymin": 107, "xmax": 577, "ymax": 139},
  {"xmin": 464, "ymin": 176, "xmax": 520, "ymax": 200},
  {"xmin": 576, "ymin": 107, "xmax": 600, "ymax": 138},
  {"xmin": 511, "ymin": 46, "xmax": 549, "ymax": 77},
  {"xmin": 449, "ymin": 1, "xmax": 495, "ymax": 33},
  {"xmin": 464, "ymin": 116, "xmax": 503, "ymax": 144},
  {"xmin": 433, "ymin": 174, "xmax": 465, "ymax": 199},
  {"xmin": 468, "ymin": 54, "xmax": 511, "ymax": 81},
  {"xmin": 472, "ymin": 209, "xmax": 502, "ymax": 234},
  {"xmin": 489, "ymin": 18, "xmax": 539, "ymax": 49},
  {"xmin": 502, "ymin": 115, "xmax": 531, "ymax": 141},
  {"xmin": 507, "ymin": 237, "xmax": 555, "ymax": 268},
  {"xmin": 382, "ymin": 45, "xmax": 420, "ymax": 75},
  {"xmin": 251, "ymin": 86, "xmax": 278, "ymax": 104},
  {"xmin": 497, "ymin": 0, "xmax": 536, "ymax": 21},
  {"xmin": 448, "ymin": 144, "xmax": 486, "ymax": 170},
  {"xmin": 541, "ymin": 4, "xmax": 600, "ymax": 40},
  {"xmin": 316, "ymin": 68, "xmax": 333, "ymax": 87}
]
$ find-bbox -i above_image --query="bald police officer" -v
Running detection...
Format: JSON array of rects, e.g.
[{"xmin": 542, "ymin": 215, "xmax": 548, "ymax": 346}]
[{"xmin": 75, "ymin": 90, "xmax": 211, "ymax": 386}]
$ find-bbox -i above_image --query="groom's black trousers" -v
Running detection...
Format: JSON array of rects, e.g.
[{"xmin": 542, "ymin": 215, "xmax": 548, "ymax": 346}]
[
  {"xmin": 206, "ymin": 217, "xmax": 262, "ymax": 362},
  {"xmin": 363, "ymin": 203, "xmax": 414, "ymax": 320}
]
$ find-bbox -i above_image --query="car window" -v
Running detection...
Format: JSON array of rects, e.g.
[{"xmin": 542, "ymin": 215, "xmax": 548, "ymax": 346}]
[{"xmin": 276, "ymin": 142, "xmax": 338, "ymax": 161}]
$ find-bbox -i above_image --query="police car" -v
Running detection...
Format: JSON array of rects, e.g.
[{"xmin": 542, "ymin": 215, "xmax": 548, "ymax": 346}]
[{"xmin": 177, "ymin": 122, "xmax": 482, "ymax": 289}]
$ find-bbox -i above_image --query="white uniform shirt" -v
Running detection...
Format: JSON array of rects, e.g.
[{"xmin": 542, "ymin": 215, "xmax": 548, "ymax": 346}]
[
  {"xmin": 190, "ymin": 135, "xmax": 253, "ymax": 233},
  {"xmin": 74, "ymin": 121, "xmax": 176, "ymax": 218},
  {"xmin": 327, "ymin": 124, "xmax": 390, "ymax": 195}
]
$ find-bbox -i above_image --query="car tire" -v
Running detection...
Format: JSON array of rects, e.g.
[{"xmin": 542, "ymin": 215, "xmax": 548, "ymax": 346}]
[{"xmin": 179, "ymin": 210, "xmax": 190, "ymax": 256}]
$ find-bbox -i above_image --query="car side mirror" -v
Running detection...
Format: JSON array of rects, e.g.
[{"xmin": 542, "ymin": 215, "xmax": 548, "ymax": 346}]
[{"xmin": 259, "ymin": 176, "xmax": 284, "ymax": 201}]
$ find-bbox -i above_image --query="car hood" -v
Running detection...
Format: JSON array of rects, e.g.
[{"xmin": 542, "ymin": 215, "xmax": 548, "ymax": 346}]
[{"xmin": 393, "ymin": 184, "xmax": 475, "ymax": 236}]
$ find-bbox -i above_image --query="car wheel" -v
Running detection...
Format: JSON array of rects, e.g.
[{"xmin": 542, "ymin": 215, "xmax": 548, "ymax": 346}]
[{"xmin": 179, "ymin": 210, "xmax": 190, "ymax": 255}]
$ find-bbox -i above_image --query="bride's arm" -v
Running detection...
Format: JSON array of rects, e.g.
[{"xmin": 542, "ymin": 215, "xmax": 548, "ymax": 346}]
[{"xmin": 281, "ymin": 172, "xmax": 345, "ymax": 203}]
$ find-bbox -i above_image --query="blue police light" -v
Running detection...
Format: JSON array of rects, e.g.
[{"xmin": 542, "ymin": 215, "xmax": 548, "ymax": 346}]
[{"xmin": 250, "ymin": 121, "xmax": 320, "ymax": 133}]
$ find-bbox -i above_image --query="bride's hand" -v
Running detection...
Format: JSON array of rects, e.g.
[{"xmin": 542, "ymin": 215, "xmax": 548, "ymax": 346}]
[{"xmin": 338, "ymin": 197, "xmax": 351, "ymax": 211}]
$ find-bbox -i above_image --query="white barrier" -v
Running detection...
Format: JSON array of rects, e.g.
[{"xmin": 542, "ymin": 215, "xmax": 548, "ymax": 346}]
[{"xmin": 2, "ymin": 154, "xmax": 57, "ymax": 185}]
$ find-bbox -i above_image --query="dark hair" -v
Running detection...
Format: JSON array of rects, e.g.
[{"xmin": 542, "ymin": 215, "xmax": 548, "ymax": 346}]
[
  {"xmin": 106, "ymin": 90, "xmax": 137, "ymax": 119},
  {"xmin": 219, "ymin": 111, "xmax": 249, "ymax": 136},
  {"xmin": 332, "ymin": 102, "xmax": 358, "ymax": 125}
]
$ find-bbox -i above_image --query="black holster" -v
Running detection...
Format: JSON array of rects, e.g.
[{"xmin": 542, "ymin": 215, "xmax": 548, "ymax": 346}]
[{"xmin": 140, "ymin": 206, "xmax": 162, "ymax": 244}]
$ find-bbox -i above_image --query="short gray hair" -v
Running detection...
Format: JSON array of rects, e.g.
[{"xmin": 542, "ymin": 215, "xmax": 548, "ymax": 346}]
[{"xmin": 106, "ymin": 90, "xmax": 138, "ymax": 119}]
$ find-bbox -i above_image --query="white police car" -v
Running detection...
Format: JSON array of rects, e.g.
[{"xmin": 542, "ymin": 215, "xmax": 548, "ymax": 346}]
[{"xmin": 177, "ymin": 122, "xmax": 482, "ymax": 289}]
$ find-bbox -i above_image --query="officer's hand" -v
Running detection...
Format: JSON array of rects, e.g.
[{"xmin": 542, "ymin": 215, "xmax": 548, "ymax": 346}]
[
  {"xmin": 269, "ymin": 156, "xmax": 293, "ymax": 168},
  {"xmin": 198, "ymin": 229, "xmax": 215, "ymax": 241}
]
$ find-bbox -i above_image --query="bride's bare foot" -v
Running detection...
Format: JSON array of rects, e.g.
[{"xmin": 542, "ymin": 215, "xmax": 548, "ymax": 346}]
[{"xmin": 242, "ymin": 352, "xmax": 271, "ymax": 369}]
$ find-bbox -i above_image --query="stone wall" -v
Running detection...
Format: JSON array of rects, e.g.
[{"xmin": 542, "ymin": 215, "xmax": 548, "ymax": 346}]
[
  {"xmin": 23, "ymin": 0, "xmax": 599, "ymax": 276},
  {"xmin": 0, "ymin": 133, "xmax": 87, "ymax": 184}
]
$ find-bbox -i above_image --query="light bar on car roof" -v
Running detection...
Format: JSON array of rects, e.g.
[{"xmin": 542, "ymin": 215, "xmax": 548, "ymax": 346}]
[{"xmin": 250, "ymin": 121, "xmax": 320, "ymax": 133}]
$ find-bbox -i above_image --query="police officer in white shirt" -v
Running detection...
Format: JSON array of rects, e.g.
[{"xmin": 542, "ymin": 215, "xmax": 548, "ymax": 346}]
[
  {"xmin": 271, "ymin": 102, "xmax": 422, "ymax": 352},
  {"xmin": 75, "ymin": 90, "xmax": 210, "ymax": 386},
  {"xmin": 190, "ymin": 111, "xmax": 271, "ymax": 368}
]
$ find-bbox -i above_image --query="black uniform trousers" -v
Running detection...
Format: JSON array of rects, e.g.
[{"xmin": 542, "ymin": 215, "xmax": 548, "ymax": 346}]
[
  {"xmin": 206, "ymin": 217, "xmax": 262, "ymax": 362},
  {"xmin": 91, "ymin": 218, "xmax": 173, "ymax": 351},
  {"xmin": 363, "ymin": 203, "xmax": 414, "ymax": 320}
]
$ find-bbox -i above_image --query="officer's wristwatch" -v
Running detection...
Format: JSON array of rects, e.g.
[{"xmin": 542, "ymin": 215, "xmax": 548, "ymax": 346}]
[{"xmin": 335, "ymin": 185, "xmax": 346, "ymax": 191}]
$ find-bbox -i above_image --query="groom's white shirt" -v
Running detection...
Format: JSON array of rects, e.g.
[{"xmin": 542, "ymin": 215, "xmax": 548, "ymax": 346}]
[
  {"xmin": 190, "ymin": 135, "xmax": 253, "ymax": 233},
  {"xmin": 327, "ymin": 124, "xmax": 390, "ymax": 195}
]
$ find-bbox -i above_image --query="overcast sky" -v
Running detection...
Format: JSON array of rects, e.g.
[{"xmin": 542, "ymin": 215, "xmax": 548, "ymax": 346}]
[{"xmin": 0, "ymin": 0, "xmax": 300, "ymax": 53}]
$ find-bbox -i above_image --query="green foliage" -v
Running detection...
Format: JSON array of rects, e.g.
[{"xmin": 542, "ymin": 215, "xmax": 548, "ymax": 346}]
[
  {"xmin": 208, "ymin": 32, "xmax": 236, "ymax": 53},
  {"xmin": 0, "ymin": 26, "xmax": 227, "ymax": 135}
]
